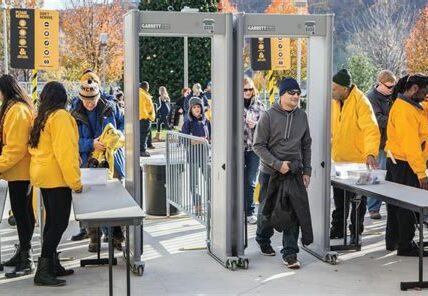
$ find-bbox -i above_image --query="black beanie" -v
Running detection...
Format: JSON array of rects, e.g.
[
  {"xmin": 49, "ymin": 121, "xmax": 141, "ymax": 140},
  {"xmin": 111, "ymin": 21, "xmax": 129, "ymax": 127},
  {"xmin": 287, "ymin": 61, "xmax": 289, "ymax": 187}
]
[{"xmin": 333, "ymin": 69, "xmax": 352, "ymax": 88}]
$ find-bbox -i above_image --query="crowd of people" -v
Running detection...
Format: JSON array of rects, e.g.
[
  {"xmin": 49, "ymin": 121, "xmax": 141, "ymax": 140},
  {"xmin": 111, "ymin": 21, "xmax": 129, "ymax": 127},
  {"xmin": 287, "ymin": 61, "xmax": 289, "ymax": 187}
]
[{"xmin": 0, "ymin": 65, "xmax": 427, "ymax": 287}]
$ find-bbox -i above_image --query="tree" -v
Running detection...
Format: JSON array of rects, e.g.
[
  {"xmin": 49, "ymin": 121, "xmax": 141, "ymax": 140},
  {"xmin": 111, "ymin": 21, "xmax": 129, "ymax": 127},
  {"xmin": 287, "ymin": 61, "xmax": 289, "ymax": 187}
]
[
  {"xmin": 139, "ymin": 0, "xmax": 218, "ymax": 101},
  {"xmin": 344, "ymin": 0, "xmax": 417, "ymax": 75},
  {"xmin": 218, "ymin": 0, "xmax": 236, "ymax": 12},
  {"xmin": 60, "ymin": 0, "xmax": 125, "ymax": 83},
  {"xmin": 346, "ymin": 54, "xmax": 378, "ymax": 94},
  {"xmin": 405, "ymin": 4, "xmax": 428, "ymax": 74}
]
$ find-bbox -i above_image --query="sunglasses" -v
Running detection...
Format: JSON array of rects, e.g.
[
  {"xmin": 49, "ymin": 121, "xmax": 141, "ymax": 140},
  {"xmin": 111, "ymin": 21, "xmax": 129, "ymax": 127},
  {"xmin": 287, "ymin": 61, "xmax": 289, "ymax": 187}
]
[
  {"xmin": 381, "ymin": 82, "xmax": 395, "ymax": 90},
  {"xmin": 243, "ymin": 88, "xmax": 254, "ymax": 92},
  {"xmin": 286, "ymin": 90, "xmax": 301, "ymax": 96}
]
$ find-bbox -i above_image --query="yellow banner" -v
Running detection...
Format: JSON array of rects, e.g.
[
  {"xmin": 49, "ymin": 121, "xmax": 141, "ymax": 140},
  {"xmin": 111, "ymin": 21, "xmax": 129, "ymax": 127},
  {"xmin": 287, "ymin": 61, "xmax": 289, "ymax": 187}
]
[
  {"xmin": 271, "ymin": 38, "xmax": 291, "ymax": 71},
  {"xmin": 35, "ymin": 9, "xmax": 59, "ymax": 70}
]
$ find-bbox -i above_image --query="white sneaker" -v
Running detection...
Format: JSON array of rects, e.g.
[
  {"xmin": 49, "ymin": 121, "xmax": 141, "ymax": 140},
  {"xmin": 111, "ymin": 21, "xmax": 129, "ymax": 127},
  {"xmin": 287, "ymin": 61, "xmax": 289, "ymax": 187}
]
[{"xmin": 247, "ymin": 215, "xmax": 257, "ymax": 225}]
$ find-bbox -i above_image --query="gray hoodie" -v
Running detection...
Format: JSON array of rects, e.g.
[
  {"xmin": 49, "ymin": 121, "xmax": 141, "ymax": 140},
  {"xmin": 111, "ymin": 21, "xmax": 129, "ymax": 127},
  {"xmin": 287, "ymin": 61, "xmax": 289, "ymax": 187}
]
[{"xmin": 253, "ymin": 102, "xmax": 312, "ymax": 176}]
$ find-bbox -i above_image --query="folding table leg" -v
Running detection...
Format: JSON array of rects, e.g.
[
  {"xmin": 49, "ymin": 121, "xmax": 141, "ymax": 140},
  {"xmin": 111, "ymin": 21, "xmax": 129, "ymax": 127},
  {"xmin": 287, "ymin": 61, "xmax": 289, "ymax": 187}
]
[
  {"xmin": 109, "ymin": 227, "xmax": 113, "ymax": 296},
  {"xmin": 126, "ymin": 226, "xmax": 130, "ymax": 296},
  {"xmin": 400, "ymin": 210, "xmax": 428, "ymax": 291}
]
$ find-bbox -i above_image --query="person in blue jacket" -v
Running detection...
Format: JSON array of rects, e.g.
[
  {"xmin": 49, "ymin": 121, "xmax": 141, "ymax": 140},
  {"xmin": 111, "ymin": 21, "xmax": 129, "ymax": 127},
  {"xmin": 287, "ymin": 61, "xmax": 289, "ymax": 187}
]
[
  {"xmin": 182, "ymin": 97, "xmax": 211, "ymax": 139},
  {"xmin": 181, "ymin": 97, "xmax": 211, "ymax": 215},
  {"xmin": 69, "ymin": 70, "xmax": 125, "ymax": 251}
]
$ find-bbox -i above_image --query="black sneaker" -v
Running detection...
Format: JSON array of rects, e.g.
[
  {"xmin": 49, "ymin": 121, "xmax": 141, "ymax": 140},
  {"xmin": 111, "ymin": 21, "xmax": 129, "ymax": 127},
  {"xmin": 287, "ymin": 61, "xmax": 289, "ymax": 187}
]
[
  {"xmin": 283, "ymin": 255, "xmax": 301, "ymax": 269},
  {"xmin": 3, "ymin": 244, "xmax": 21, "ymax": 267},
  {"xmin": 5, "ymin": 249, "xmax": 35, "ymax": 278},
  {"xmin": 71, "ymin": 229, "xmax": 88, "ymax": 241},
  {"xmin": 260, "ymin": 244, "xmax": 276, "ymax": 256}
]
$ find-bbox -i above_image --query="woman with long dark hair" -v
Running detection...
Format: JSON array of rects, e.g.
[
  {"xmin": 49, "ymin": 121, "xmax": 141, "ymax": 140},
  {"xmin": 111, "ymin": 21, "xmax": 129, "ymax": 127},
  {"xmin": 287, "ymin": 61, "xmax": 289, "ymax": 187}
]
[
  {"xmin": 29, "ymin": 81, "xmax": 82, "ymax": 286},
  {"xmin": 0, "ymin": 74, "xmax": 35, "ymax": 278}
]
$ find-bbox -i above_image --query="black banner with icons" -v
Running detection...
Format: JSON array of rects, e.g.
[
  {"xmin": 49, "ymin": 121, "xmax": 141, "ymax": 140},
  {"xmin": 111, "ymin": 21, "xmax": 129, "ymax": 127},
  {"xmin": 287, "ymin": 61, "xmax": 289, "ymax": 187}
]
[
  {"xmin": 10, "ymin": 9, "xmax": 35, "ymax": 69},
  {"xmin": 250, "ymin": 38, "xmax": 271, "ymax": 71}
]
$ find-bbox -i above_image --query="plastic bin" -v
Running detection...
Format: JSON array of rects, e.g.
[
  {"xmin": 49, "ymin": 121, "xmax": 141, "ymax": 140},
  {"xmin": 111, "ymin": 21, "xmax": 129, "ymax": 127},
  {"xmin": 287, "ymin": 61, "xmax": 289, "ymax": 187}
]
[{"xmin": 141, "ymin": 156, "xmax": 178, "ymax": 216}]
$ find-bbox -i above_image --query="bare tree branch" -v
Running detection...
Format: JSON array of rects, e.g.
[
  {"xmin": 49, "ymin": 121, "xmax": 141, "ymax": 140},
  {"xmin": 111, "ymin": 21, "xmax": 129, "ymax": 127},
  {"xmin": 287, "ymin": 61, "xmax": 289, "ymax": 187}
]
[{"xmin": 344, "ymin": 0, "xmax": 417, "ymax": 75}]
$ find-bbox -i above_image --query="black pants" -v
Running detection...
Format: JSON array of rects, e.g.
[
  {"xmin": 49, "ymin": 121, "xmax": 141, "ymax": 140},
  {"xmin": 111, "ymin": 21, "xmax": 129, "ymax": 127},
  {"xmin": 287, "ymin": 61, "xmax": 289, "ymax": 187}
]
[
  {"xmin": 40, "ymin": 187, "xmax": 72, "ymax": 259},
  {"xmin": 331, "ymin": 187, "xmax": 367, "ymax": 235},
  {"xmin": 8, "ymin": 181, "xmax": 35, "ymax": 251},
  {"xmin": 385, "ymin": 159, "xmax": 418, "ymax": 251},
  {"xmin": 140, "ymin": 119, "xmax": 151, "ymax": 153},
  {"xmin": 157, "ymin": 115, "xmax": 171, "ymax": 132}
]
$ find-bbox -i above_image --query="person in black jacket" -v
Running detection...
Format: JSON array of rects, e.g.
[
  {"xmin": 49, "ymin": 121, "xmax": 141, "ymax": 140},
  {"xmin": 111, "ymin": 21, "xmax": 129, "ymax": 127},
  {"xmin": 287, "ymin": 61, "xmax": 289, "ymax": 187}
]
[
  {"xmin": 253, "ymin": 78, "xmax": 312, "ymax": 270},
  {"xmin": 366, "ymin": 70, "xmax": 397, "ymax": 220}
]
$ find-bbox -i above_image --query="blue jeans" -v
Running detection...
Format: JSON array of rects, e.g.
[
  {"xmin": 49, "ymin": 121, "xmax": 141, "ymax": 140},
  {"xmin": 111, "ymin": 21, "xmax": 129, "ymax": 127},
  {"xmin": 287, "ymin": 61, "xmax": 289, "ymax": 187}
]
[
  {"xmin": 256, "ymin": 172, "xmax": 299, "ymax": 257},
  {"xmin": 244, "ymin": 150, "xmax": 260, "ymax": 217},
  {"xmin": 367, "ymin": 150, "xmax": 387, "ymax": 212}
]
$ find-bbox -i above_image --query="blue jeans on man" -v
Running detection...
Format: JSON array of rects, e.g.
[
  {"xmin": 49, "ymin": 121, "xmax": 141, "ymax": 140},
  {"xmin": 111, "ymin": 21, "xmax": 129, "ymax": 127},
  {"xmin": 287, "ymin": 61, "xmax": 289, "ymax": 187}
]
[
  {"xmin": 367, "ymin": 150, "xmax": 387, "ymax": 213},
  {"xmin": 244, "ymin": 150, "xmax": 260, "ymax": 217},
  {"xmin": 256, "ymin": 172, "xmax": 299, "ymax": 258}
]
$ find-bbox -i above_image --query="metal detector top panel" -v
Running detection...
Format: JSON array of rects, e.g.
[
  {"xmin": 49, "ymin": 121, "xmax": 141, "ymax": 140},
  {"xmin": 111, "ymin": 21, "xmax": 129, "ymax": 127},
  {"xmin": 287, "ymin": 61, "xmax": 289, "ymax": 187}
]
[
  {"xmin": 139, "ymin": 11, "xmax": 229, "ymax": 37},
  {"xmin": 243, "ymin": 13, "xmax": 331, "ymax": 37}
]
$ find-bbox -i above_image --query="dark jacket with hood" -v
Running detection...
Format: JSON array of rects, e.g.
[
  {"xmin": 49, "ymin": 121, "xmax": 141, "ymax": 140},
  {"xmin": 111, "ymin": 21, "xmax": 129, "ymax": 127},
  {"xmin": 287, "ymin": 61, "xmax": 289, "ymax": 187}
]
[
  {"xmin": 367, "ymin": 87, "xmax": 391, "ymax": 150},
  {"xmin": 253, "ymin": 102, "xmax": 312, "ymax": 176},
  {"xmin": 70, "ymin": 95, "xmax": 125, "ymax": 177},
  {"xmin": 181, "ymin": 105, "xmax": 211, "ymax": 140}
]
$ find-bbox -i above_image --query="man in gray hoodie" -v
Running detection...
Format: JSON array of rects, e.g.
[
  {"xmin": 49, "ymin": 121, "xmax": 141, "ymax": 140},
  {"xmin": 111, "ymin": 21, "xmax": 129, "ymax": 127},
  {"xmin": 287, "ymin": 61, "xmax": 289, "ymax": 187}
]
[{"xmin": 253, "ymin": 77, "xmax": 312, "ymax": 269}]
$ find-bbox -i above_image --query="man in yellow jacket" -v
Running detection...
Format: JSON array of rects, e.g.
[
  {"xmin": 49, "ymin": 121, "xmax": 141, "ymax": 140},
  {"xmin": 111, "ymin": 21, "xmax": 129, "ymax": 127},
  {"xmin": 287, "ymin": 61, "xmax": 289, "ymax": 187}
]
[
  {"xmin": 384, "ymin": 74, "xmax": 428, "ymax": 256},
  {"xmin": 139, "ymin": 81, "xmax": 155, "ymax": 157},
  {"xmin": 330, "ymin": 69, "xmax": 380, "ymax": 245}
]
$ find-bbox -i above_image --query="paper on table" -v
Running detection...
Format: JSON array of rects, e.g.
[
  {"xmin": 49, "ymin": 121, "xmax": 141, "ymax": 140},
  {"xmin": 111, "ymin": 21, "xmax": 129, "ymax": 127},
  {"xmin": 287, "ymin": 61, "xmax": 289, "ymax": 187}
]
[{"xmin": 80, "ymin": 168, "xmax": 108, "ymax": 186}]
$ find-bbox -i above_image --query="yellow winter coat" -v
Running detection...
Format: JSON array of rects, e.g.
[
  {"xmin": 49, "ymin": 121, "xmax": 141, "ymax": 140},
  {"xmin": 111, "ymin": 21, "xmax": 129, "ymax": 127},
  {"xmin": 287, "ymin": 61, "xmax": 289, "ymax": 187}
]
[
  {"xmin": 331, "ymin": 85, "xmax": 380, "ymax": 163},
  {"xmin": 91, "ymin": 123, "xmax": 125, "ymax": 179},
  {"xmin": 385, "ymin": 97, "xmax": 428, "ymax": 179},
  {"xmin": 0, "ymin": 102, "xmax": 33, "ymax": 181},
  {"xmin": 29, "ymin": 110, "xmax": 82, "ymax": 191},
  {"xmin": 139, "ymin": 88, "xmax": 155, "ymax": 121}
]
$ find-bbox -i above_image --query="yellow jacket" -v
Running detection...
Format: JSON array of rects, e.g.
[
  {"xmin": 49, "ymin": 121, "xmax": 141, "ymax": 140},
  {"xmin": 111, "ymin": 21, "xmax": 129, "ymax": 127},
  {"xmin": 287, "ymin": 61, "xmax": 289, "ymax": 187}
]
[
  {"xmin": 331, "ymin": 85, "xmax": 380, "ymax": 163},
  {"xmin": 91, "ymin": 123, "xmax": 125, "ymax": 179},
  {"xmin": 0, "ymin": 102, "xmax": 32, "ymax": 181},
  {"xmin": 385, "ymin": 97, "xmax": 428, "ymax": 179},
  {"xmin": 139, "ymin": 88, "xmax": 155, "ymax": 121},
  {"xmin": 29, "ymin": 110, "xmax": 82, "ymax": 191}
]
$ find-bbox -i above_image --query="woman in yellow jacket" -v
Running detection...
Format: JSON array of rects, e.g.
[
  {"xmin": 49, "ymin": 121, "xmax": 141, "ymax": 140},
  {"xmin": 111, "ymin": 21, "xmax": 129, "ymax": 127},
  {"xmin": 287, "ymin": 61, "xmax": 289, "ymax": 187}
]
[
  {"xmin": 385, "ymin": 74, "xmax": 428, "ymax": 257},
  {"xmin": 0, "ymin": 75, "xmax": 35, "ymax": 277},
  {"xmin": 29, "ymin": 81, "xmax": 82, "ymax": 286}
]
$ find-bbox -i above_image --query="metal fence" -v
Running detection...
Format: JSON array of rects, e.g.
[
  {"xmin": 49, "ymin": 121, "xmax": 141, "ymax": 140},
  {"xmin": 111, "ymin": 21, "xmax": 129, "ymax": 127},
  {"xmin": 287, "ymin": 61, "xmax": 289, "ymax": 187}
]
[{"xmin": 166, "ymin": 131, "xmax": 211, "ymax": 228}]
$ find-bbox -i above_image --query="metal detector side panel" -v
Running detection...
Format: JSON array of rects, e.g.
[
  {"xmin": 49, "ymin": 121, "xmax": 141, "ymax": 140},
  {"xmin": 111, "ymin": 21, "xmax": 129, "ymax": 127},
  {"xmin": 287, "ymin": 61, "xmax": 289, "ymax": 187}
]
[
  {"xmin": 304, "ymin": 15, "xmax": 333, "ymax": 260},
  {"xmin": 233, "ymin": 13, "xmax": 246, "ymax": 257},
  {"xmin": 209, "ymin": 13, "xmax": 235, "ymax": 263},
  {"xmin": 124, "ymin": 9, "xmax": 143, "ymax": 262}
]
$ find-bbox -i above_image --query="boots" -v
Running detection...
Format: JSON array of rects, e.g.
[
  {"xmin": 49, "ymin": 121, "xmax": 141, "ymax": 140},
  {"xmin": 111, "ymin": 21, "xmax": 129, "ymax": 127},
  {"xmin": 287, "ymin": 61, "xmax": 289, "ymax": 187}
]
[
  {"xmin": 3, "ymin": 244, "xmax": 21, "ymax": 267},
  {"xmin": 88, "ymin": 227, "xmax": 100, "ymax": 253},
  {"xmin": 5, "ymin": 248, "xmax": 35, "ymax": 278},
  {"xmin": 34, "ymin": 257, "xmax": 66, "ymax": 286},
  {"xmin": 154, "ymin": 132, "xmax": 161, "ymax": 142},
  {"xmin": 53, "ymin": 252, "xmax": 74, "ymax": 277}
]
